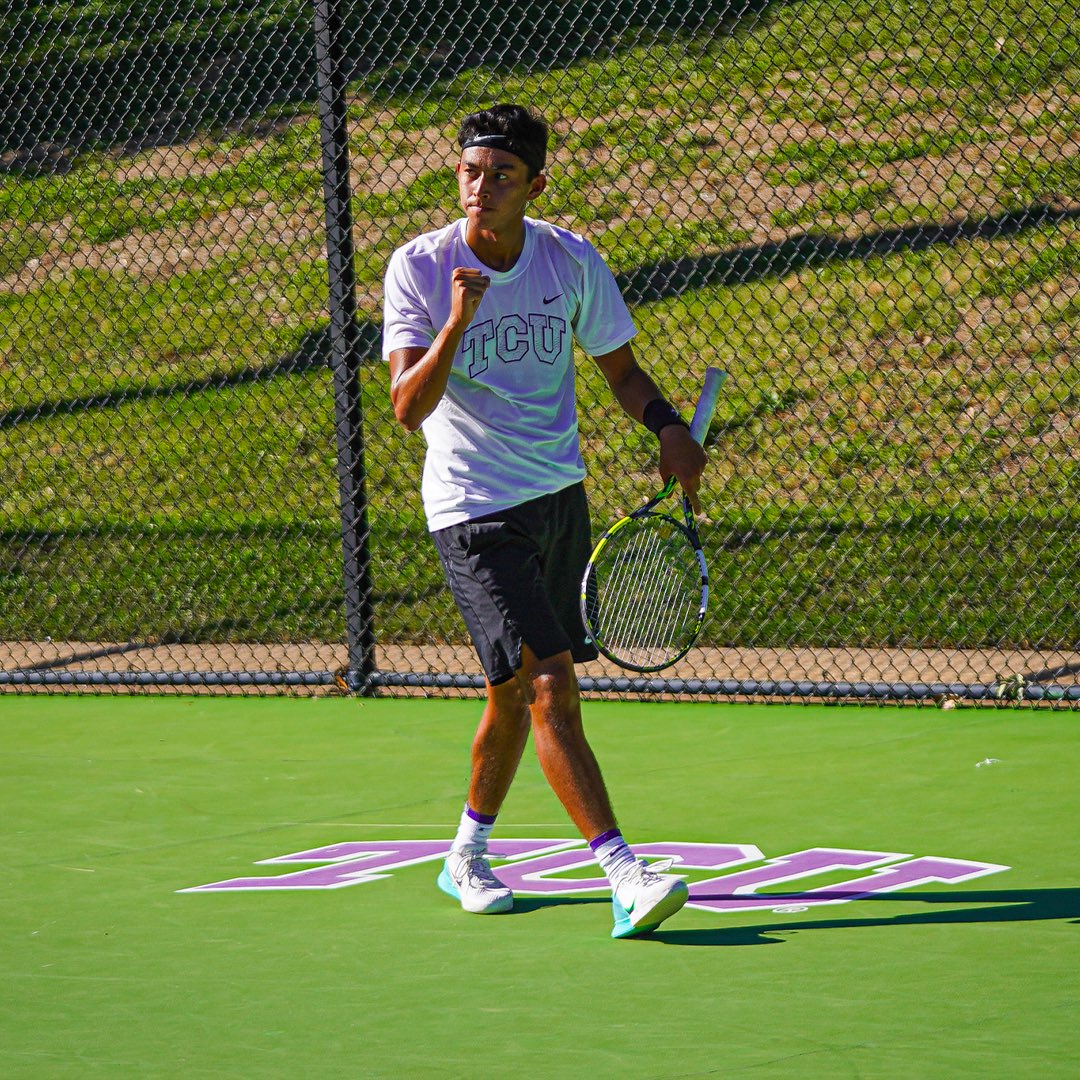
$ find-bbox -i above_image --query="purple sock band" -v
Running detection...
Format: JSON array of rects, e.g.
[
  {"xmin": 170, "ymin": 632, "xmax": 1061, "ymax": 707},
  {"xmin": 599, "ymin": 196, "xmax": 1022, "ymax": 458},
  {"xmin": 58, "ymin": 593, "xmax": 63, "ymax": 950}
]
[
  {"xmin": 589, "ymin": 828, "xmax": 623, "ymax": 851},
  {"xmin": 465, "ymin": 806, "xmax": 497, "ymax": 825}
]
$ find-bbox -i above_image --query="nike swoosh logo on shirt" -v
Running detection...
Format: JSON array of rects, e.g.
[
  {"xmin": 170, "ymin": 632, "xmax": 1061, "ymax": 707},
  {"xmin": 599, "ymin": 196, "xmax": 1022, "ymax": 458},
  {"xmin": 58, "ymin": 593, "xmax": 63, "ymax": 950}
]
[{"xmin": 543, "ymin": 293, "xmax": 563, "ymax": 304}]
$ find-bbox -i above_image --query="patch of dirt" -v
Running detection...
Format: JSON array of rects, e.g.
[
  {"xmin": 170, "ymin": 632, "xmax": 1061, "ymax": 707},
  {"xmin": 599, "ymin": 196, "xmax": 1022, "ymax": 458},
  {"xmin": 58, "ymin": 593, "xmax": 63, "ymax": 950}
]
[{"xmin": 2, "ymin": 638, "xmax": 1075, "ymax": 703}]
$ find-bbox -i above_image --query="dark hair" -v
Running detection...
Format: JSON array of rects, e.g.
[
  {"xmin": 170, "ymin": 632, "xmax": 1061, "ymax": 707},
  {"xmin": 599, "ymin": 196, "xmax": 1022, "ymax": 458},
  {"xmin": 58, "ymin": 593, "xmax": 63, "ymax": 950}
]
[{"xmin": 457, "ymin": 104, "xmax": 548, "ymax": 178}]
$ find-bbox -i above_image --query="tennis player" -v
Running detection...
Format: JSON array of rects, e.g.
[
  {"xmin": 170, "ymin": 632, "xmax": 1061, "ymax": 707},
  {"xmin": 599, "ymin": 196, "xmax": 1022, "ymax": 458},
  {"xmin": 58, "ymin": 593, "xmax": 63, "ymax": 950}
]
[{"xmin": 382, "ymin": 104, "xmax": 706, "ymax": 938}]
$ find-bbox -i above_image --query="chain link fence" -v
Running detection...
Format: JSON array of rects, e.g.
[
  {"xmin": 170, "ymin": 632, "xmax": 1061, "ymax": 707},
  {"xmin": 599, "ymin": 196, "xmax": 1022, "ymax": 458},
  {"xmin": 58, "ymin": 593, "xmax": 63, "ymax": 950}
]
[{"xmin": 1, "ymin": 0, "xmax": 1077, "ymax": 703}]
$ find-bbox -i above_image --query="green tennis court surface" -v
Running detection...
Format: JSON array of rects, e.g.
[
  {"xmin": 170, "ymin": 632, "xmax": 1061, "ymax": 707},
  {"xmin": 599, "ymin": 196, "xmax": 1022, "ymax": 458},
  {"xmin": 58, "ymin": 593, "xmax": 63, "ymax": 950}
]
[{"xmin": 4, "ymin": 696, "xmax": 1077, "ymax": 1078}]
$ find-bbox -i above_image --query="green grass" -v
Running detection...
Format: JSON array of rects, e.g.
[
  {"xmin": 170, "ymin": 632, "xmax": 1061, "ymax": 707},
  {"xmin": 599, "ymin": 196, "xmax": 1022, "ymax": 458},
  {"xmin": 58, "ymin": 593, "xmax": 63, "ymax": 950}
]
[
  {"xmin": 0, "ymin": 133, "xmax": 322, "ymax": 245},
  {"xmin": 1, "ymin": 0, "xmax": 1078, "ymax": 653},
  {"xmin": 0, "ymin": 223, "xmax": 49, "ymax": 276},
  {"xmin": 0, "ymin": 252, "xmax": 331, "ymax": 412},
  {"xmin": 3, "ymin": 223, "xmax": 1077, "ymax": 645}
]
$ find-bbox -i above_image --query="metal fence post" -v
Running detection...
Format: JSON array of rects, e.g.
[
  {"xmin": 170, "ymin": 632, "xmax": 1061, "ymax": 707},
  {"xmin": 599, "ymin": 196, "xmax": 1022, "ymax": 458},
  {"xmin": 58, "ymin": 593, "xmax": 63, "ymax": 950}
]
[{"xmin": 313, "ymin": 0, "xmax": 377, "ymax": 692}]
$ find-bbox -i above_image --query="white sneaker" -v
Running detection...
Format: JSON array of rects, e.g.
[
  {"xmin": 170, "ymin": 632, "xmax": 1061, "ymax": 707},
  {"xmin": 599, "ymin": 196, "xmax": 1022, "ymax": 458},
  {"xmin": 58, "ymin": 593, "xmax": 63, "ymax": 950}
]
[
  {"xmin": 437, "ymin": 849, "xmax": 514, "ymax": 914},
  {"xmin": 610, "ymin": 859, "xmax": 689, "ymax": 938}
]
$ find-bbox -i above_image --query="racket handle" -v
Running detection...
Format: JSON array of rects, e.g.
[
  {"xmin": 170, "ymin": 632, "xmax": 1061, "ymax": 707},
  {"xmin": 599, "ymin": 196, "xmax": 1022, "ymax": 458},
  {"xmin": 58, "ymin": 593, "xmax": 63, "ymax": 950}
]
[{"xmin": 689, "ymin": 367, "xmax": 728, "ymax": 445}]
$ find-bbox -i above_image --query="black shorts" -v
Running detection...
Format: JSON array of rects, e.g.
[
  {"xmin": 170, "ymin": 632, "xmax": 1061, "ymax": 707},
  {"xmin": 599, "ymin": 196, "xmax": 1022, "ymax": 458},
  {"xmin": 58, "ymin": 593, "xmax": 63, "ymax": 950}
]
[{"xmin": 431, "ymin": 481, "xmax": 599, "ymax": 685}]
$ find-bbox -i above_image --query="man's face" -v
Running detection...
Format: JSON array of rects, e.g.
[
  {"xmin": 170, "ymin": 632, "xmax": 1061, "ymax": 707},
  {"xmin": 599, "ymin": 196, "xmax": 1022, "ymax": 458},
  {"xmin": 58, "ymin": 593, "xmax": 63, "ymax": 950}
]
[{"xmin": 456, "ymin": 146, "xmax": 546, "ymax": 232}]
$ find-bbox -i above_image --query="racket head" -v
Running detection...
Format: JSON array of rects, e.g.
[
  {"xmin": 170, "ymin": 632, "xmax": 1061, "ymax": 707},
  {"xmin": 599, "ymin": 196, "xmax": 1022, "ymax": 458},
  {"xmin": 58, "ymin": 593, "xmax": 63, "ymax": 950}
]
[{"xmin": 580, "ymin": 503, "xmax": 708, "ymax": 673}]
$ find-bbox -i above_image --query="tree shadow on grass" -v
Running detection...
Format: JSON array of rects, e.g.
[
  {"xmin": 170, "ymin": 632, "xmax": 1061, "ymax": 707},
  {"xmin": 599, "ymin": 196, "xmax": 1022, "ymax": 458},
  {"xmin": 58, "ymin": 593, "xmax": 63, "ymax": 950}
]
[
  {"xmin": 1, "ymin": 0, "xmax": 783, "ymax": 163},
  {"xmin": 646, "ymin": 888, "xmax": 1080, "ymax": 946},
  {"xmin": 0, "ymin": 323, "xmax": 349, "ymax": 429},
  {"xmin": 4, "ymin": 202, "xmax": 1075, "ymax": 431},
  {"xmin": 614, "ymin": 204, "xmax": 1080, "ymax": 305}
]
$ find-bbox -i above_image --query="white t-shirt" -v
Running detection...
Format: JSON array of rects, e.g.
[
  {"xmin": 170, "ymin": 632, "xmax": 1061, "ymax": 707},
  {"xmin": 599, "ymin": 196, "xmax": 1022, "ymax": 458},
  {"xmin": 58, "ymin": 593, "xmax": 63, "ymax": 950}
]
[{"xmin": 382, "ymin": 217, "xmax": 637, "ymax": 531}]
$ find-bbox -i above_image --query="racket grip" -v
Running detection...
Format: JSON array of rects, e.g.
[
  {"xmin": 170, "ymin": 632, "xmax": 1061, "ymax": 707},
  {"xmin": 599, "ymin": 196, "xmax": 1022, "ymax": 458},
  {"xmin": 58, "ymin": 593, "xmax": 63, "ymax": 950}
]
[{"xmin": 688, "ymin": 367, "xmax": 728, "ymax": 445}]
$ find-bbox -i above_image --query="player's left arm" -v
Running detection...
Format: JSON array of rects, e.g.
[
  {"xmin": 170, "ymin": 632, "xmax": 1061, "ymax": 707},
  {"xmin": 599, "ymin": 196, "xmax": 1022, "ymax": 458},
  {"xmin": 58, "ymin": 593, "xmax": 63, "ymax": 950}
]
[{"xmin": 593, "ymin": 342, "xmax": 707, "ymax": 512}]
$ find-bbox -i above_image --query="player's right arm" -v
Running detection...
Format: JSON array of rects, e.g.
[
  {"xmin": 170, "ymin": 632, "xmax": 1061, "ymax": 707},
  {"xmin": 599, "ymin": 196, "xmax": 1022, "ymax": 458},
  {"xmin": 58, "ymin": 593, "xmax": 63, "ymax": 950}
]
[{"xmin": 389, "ymin": 266, "xmax": 489, "ymax": 432}]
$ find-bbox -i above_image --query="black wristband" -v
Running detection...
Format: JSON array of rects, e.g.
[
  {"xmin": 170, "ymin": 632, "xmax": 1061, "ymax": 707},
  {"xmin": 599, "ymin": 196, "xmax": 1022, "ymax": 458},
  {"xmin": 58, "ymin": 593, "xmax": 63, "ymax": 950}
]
[{"xmin": 642, "ymin": 398, "xmax": 689, "ymax": 437}]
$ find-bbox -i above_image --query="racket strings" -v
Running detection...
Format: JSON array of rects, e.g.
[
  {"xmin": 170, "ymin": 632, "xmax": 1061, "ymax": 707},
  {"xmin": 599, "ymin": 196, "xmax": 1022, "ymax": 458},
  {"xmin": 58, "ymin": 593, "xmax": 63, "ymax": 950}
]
[{"xmin": 589, "ymin": 515, "xmax": 702, "ymax": 669}]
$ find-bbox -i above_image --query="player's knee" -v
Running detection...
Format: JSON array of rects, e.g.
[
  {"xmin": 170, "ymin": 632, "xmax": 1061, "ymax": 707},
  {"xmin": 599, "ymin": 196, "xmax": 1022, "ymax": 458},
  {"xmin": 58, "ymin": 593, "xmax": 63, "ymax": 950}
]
[
  {"xmin": 516, "ymin": 648, "xmax": 577, "ymax": 714},
  {"xmin": 530, "ymin": 670, "xmax": 564, "ymax": 703},
  {"xmin": 488, "ymin": 675, "xmax": 532, "ymax": 716},
  {"xmin": 527, "ymin": 678, "xmax": 578, "ymax": 738}
]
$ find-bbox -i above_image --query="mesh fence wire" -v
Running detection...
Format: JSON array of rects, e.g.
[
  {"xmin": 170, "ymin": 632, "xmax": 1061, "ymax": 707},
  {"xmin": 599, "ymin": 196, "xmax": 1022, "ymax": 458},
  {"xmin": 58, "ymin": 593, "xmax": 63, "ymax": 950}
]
[{"xmin": 0, "ymin": 0, "xmax": 1077, "ymax": 702}]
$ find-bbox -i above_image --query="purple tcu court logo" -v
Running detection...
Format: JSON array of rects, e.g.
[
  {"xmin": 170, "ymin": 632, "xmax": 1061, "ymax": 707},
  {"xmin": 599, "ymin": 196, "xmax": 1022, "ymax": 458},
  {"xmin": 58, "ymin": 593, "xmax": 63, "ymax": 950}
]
[{"xmin": 180, "ymin": 840, "xmax": 1009, "ymax": 911}]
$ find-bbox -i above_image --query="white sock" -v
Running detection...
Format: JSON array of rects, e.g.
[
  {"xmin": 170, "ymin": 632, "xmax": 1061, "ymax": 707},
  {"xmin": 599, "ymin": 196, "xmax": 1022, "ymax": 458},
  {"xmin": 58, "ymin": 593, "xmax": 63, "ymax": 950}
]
[
  {"xmin": 452, "ymin": 805, "xmax": 497, "ymax": 854},
  {"xmin": 590, "ymin": 829, "xmax": 638, "ymax": 885}
]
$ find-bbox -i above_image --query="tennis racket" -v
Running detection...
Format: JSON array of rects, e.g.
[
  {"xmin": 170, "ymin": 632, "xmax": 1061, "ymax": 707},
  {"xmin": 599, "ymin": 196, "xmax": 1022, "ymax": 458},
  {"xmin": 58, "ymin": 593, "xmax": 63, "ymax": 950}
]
[{"xmin": 580, "ymin": 368, "xmax": 727, "ymax": 673}]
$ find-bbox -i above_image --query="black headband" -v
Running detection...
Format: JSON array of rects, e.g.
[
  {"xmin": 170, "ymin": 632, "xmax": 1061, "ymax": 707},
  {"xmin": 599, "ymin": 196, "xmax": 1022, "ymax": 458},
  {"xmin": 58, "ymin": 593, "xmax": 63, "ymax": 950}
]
[{"xmin": 460, "ymin": 133, "xmax": 545, "ymax": 176}]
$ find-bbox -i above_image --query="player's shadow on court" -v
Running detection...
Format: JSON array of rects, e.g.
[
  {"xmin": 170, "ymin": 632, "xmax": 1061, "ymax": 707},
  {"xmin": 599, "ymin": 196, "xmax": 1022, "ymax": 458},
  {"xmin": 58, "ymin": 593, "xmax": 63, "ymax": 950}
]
[
  {"xmin": 508, "ymin": 897, "xmax": 609, "ymax": 915},
  {"xmin": 646, "ymin": 888, "xmax": 1080, "ymax": 946}
]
